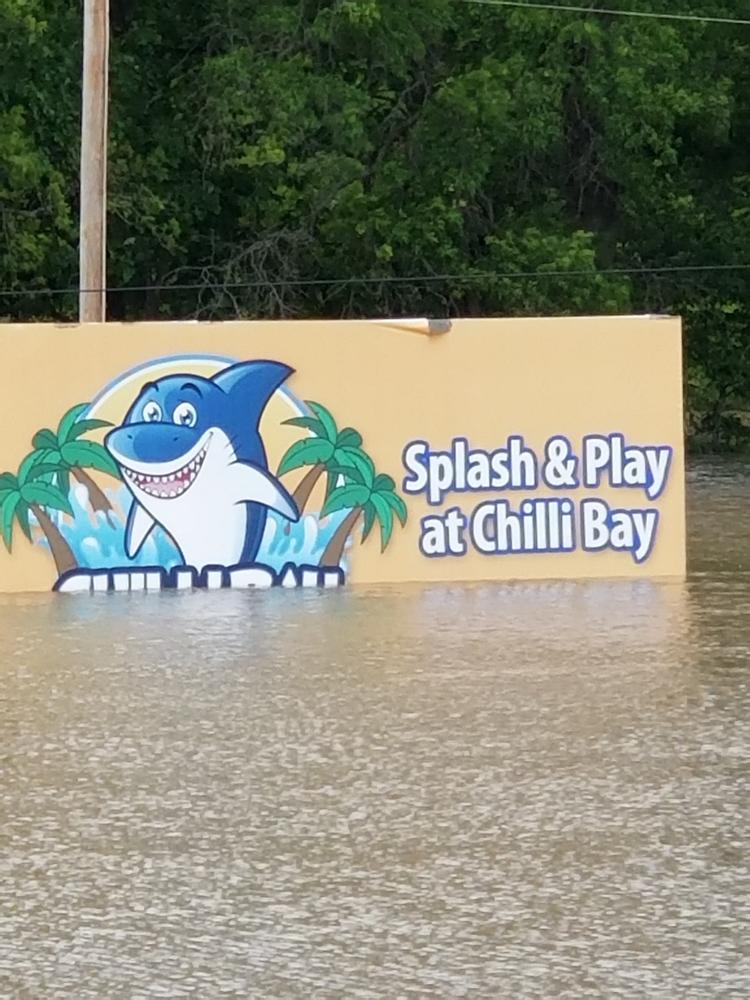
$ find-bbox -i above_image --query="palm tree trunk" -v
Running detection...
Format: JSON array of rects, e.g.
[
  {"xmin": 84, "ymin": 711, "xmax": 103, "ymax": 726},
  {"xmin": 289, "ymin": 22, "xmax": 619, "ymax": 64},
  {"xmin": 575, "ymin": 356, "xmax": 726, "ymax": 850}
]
[
  {"xmin": 320, "ymin": 508, "xmax": 362, "ymax": 567},
  {"xmin": 285, "ymin": 463, "xmax": 325, "ymax": 534},
  {"xmin": 30, "ymin": 504, "xmax": 77, "ymax": 577},
  {"xmin": 72, "ymin": 468, "xmax": 114, "ymax": 520}
]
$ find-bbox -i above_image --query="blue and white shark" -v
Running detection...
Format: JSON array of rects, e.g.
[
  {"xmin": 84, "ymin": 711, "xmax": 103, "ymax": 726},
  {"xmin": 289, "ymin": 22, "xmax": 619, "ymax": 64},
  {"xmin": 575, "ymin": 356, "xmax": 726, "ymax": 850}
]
[{"xmin": 105, "ymin": 360, "xmax": 299, "ymax": 570}]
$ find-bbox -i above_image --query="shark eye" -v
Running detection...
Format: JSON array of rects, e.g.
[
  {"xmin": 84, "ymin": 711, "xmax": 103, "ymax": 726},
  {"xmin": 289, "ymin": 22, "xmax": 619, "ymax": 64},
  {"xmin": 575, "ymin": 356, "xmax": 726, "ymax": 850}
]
[
  {"xmin": 173, "ymin": 402, "xmax": 197, "ymax": 428},
  {"xmin": 142, "ymin": 401, "xmax": 162, "ymax": 422}
]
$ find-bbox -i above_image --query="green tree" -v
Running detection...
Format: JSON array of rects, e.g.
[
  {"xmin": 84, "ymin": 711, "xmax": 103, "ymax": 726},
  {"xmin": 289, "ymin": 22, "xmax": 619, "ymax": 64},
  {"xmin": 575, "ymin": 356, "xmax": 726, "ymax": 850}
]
[
  {"xmin": 0, "ymin": 454, "xmax": 77, "ymax": 577},
  {"xmin": 4, "ymin": 1, "xmax": 750, "ymax": 447},
  {"xmin": 318, "ymin": 457, "xmax": 407, "ymax": 568},
  {"xmin": 0, "ymin": 0, "xmax": 79, "ymax": 320}
]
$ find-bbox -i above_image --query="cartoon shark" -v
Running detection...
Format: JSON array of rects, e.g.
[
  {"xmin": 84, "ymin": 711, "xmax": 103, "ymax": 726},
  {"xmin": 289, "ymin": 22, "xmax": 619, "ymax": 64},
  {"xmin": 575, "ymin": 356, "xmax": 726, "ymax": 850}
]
[{"xmin": 105, "ymin": 360, "xmax": 299, "ymax": 569}]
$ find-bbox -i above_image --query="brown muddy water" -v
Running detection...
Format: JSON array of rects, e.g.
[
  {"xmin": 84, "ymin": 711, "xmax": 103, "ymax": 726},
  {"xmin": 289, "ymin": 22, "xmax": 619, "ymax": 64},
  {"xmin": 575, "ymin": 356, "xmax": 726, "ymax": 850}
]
[{"xmin": 0, "ymin": 460, "xmax": 748, "ymax": 998}]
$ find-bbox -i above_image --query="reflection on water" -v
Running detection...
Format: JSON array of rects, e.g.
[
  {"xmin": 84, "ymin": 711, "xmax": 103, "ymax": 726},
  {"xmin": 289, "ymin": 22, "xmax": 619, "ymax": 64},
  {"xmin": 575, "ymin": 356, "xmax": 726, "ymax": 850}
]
[{"xmin": 0, "ymin": 461, "xmax": 748, "ymax": 998}]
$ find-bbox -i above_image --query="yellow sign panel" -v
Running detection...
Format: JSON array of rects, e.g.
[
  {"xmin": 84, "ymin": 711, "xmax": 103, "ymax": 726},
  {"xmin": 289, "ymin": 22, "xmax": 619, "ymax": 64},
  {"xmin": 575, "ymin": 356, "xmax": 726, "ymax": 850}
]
[{"xmin": 0, "ymin": 316, "xmax": 686, "ymax": 594}]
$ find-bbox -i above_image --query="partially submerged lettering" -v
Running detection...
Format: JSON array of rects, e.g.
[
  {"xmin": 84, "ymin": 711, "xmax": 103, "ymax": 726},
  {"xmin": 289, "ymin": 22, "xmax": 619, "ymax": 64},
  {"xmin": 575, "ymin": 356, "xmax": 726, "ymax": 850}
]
[{"xmin": 54, "ymin": 563, "xmax": 346, "ymax": 595}]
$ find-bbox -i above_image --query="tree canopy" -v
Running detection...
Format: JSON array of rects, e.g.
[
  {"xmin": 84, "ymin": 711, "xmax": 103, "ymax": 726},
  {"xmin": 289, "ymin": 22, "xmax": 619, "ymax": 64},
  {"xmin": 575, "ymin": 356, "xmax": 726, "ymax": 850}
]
[{"xmin": 2, "ymin": 0, "xmax": 750, "ymax": 448}]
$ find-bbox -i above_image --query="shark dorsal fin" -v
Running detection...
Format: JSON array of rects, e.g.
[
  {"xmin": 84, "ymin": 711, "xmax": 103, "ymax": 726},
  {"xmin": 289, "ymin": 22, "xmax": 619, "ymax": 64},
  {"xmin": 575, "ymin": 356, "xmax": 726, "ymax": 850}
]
[{"xmin": 213, "ymin": 361, "xmax": 294, "ymax": 429}]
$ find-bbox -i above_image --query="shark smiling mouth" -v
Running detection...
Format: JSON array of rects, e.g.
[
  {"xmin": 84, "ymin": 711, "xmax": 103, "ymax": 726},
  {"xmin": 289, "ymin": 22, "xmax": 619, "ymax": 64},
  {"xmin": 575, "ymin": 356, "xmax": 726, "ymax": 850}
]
[{"xmin": 121, "ymin": 442, "xmax": 209, "ymax": 499}]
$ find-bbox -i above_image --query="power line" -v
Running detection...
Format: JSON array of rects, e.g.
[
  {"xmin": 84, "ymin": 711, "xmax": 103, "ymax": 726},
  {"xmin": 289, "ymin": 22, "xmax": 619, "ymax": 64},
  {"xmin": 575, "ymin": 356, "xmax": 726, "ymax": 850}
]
[
  {"xmin": 458, "ymin": 0, "xmax": 750, "ymax": 27},
  {"xmin": 1, "ymin": 262, "xmax": 749, "ymax": 299}
]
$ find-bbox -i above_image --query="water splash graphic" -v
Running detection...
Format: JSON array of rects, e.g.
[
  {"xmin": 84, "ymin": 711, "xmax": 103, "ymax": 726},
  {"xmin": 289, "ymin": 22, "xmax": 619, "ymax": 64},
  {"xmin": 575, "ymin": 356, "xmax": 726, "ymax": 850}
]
[{"xmin": 33, "ymin": 483, "xmax": 353, "ymax": 574}]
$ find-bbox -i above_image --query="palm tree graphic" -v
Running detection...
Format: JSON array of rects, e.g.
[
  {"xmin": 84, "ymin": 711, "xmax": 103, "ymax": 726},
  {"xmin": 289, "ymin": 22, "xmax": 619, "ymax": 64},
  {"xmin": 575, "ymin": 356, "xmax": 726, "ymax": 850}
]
[
  {"xmin": 28, "ymin": 403, "xmax": 120, "ymax": 521},
  {"xmin": 1, "ymin": 402, "xmax": 122, "ymax": 578},
  {"xmin": 277, "ymin": 401, "xmax": 372, "ymax": 529},
  {"xmin": 0, "ymin": 456, "xmax": 77, "ymax": 577},
  {"xmin": 277, "ymin": 399, "xmax": 408, "ymax": 568},
  {"xmin": 318, "ymin": 457, "xmax": 407, "ymax": 568}
]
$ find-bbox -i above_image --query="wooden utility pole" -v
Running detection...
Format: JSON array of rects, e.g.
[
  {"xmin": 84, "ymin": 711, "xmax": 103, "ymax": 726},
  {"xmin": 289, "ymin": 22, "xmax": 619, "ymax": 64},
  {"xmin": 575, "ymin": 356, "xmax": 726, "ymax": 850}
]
[{"xmin": 79, "ymin": 0, "xmax": 109, "ymax": 323}]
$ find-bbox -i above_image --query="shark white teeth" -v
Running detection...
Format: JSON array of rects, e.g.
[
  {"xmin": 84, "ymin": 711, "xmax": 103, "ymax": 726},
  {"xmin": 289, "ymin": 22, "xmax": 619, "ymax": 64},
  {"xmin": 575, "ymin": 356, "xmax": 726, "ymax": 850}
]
[{"xmin": 122, "ymin": 444, "xmax": 208, "ymax": 499}]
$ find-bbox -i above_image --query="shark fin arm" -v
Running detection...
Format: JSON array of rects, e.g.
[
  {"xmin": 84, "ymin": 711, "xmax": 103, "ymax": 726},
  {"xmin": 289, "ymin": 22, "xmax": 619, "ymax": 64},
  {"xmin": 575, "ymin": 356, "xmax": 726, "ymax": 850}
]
[
  {"xmin": 125, "ymin": 501, "xmax": 156, "ymax": 558},
  {"xmin": 234, "ymin": 461, "xmax": 299, "ymax": 522}
]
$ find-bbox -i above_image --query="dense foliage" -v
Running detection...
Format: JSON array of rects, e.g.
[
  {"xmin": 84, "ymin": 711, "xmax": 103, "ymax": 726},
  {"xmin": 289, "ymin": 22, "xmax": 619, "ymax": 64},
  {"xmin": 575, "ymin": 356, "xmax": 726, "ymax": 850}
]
[{"xmin": 2, "ymin": 0, "xmax": 750, "ymax": 449}]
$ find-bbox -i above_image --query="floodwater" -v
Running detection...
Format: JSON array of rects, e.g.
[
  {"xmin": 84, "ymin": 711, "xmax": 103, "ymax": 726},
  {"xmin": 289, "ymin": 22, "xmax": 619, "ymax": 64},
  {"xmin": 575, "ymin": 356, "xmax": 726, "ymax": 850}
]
[{"xmin": 0, "ymin": 461, "xmax": 748, "ymax": 999}]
